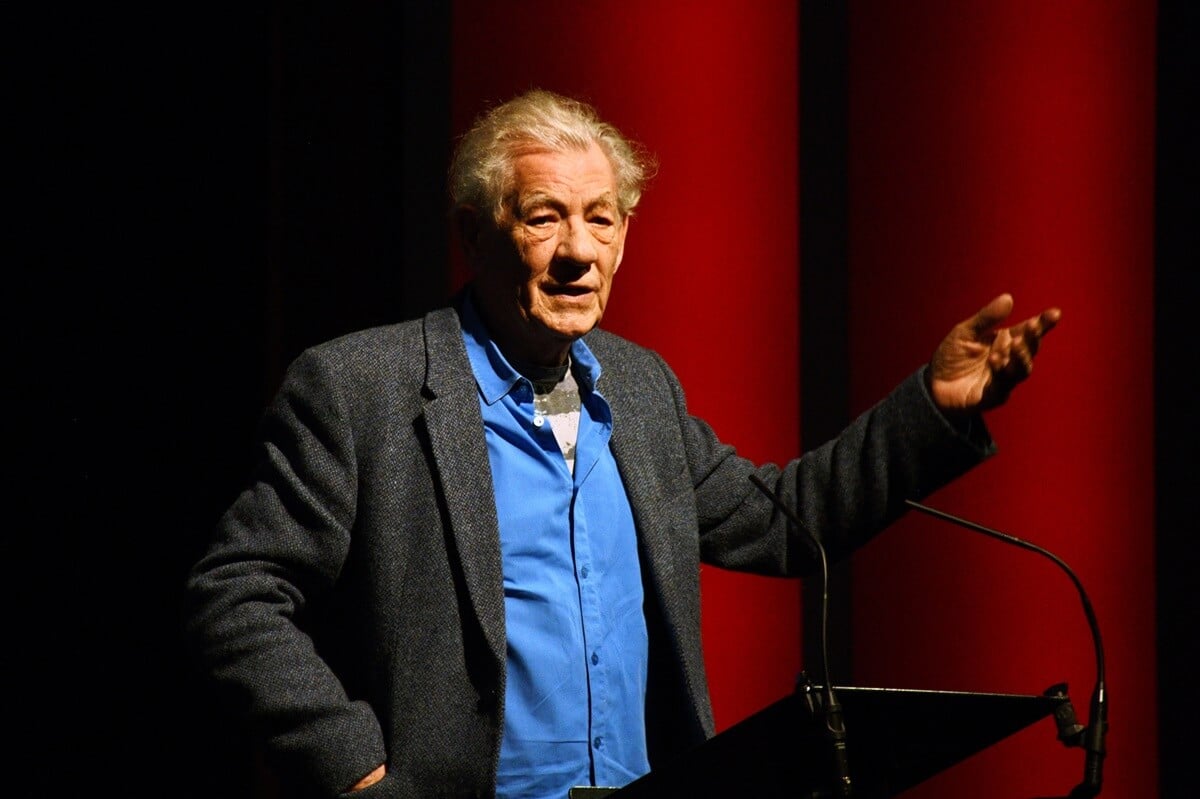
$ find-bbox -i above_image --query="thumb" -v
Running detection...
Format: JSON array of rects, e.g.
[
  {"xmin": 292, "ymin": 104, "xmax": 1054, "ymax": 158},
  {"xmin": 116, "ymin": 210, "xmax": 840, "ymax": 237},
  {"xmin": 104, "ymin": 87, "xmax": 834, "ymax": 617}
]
[{"xmin": 964, "ymin": 293, "xmax": 1015, "ymax": 336}]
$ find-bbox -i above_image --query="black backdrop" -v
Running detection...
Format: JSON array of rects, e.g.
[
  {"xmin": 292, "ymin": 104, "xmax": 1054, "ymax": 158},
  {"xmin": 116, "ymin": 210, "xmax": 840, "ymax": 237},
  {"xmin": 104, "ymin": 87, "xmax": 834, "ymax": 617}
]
[{"xmin": 12, "ymin": 5, "xmax": 450, "ymax": 796}]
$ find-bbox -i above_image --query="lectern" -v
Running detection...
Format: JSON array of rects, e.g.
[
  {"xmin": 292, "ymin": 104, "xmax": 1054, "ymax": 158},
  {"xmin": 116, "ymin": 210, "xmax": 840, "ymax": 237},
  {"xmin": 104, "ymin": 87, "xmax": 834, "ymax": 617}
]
[{"xmin": 608, "ymin": 684, "xmax": 1067, "ymax": 798}]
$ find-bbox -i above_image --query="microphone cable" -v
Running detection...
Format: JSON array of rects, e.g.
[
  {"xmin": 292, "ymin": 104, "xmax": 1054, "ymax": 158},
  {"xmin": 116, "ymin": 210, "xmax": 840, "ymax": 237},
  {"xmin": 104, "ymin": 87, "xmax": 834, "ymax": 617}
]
[{"xmin": 749, "ymin": 474, "xmax": 852, "ymax": 797}]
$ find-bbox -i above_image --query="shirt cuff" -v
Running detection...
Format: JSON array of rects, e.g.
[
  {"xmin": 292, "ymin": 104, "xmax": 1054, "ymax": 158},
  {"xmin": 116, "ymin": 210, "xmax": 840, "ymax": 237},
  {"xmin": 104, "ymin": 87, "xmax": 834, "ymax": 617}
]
[{"xmin": 917, "ymin": 364, "xmax": 994, "ymax": 454}]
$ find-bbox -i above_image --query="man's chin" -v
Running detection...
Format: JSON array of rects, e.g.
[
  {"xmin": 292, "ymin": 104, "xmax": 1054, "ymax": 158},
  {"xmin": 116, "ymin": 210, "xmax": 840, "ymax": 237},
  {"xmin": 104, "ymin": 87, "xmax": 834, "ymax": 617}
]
[{"xmin": 537, "ymin": 310, "xmax": 602, "ymax": 341}]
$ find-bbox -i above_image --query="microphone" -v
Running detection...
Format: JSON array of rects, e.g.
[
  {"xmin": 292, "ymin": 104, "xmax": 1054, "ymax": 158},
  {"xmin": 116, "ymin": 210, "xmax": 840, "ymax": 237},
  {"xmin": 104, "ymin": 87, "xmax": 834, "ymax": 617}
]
[
  {"xmin": 749, "ymin": 474, "xmax": 852, "ymax": 797},
  {"xmin": 903, "ymin": 499, "xmax": 1107, "ymax": 798}
]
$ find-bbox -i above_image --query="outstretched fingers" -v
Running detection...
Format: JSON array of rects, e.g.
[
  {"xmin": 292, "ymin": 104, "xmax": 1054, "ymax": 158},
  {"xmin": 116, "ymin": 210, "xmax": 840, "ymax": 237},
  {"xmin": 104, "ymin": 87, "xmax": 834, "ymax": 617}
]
[
  {"xmin": 967, "ymin": 293, "xmax": 1016, "ymax": 337},
  {"xmin": 988, "ymin": 327, "xmax": 1014, "ymax": 370},
  {"xmin": 994, "ymin": 307, "xmax": 1059, "ymax": 387},
  {"xmin": 1013, "ymin": 307, "xmax": 1063, "ymax": 358}
]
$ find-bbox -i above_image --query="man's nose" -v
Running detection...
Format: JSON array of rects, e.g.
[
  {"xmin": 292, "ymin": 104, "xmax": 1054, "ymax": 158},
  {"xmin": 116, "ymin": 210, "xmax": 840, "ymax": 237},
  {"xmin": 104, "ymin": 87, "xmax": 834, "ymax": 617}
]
[{"xmin": 556, "ymin": 217, "xmax": 599, "ymax": 266}]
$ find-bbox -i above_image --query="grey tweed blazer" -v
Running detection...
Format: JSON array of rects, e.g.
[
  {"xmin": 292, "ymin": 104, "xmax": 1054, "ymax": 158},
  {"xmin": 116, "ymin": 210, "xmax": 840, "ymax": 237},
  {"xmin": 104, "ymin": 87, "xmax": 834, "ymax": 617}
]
[{"xmin": 186, "ymin": 303, "xmax": 991, "ymax": 799}]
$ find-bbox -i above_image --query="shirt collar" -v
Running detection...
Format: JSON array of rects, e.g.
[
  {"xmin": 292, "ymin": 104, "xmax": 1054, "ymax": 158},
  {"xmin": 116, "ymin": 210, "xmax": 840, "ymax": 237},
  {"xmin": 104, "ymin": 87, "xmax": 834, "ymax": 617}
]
[{"xmin": 461, "ymin": 289, "xmax": 603, "ymax": 405}]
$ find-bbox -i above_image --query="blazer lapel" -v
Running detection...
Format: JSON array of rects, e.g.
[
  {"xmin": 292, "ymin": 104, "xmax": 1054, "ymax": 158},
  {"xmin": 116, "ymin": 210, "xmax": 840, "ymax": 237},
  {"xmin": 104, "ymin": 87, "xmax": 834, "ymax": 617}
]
[
  {"xmin": 590, "ymin": 331, "xmax": 712, "ymax": 734},
  {"xmin": 420, "ymin": 307, "xmax": 506, "ymax": 674},
  {"xmin": 594, "ymin": 343, "xmax": 695, "ymax": 634}
]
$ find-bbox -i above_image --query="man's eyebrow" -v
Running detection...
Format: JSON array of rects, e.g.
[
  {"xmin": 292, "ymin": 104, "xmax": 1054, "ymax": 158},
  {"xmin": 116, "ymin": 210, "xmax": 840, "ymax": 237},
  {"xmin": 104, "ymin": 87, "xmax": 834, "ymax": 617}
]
[
  {"xmin": 514, "ymin": 192, "xmax": 564, "ymax": 216},
  {"xmin": 585, "ymin": 193, "xmax": 619, "ymax": 215},
  {"xmin": 513, "ymin": 191, "xmax": 618, "ymax": 217}
]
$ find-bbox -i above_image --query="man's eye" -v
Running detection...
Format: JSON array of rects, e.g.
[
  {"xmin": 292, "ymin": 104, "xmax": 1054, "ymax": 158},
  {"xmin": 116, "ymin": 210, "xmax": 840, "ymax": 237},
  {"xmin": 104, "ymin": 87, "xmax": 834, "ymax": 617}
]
[
  {"xmin": 528, "ymin": 214, "xmax": 556, "ymax": 227},
  {"xmin": 589, "ymin": 216, "xmax": 613, "ymax": 227}
]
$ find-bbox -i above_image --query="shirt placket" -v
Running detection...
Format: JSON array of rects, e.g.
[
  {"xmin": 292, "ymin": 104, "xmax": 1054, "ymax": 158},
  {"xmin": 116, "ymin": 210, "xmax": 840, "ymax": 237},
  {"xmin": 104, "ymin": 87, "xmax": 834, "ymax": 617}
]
[{"xmin": 571, "ymin": 394, "xmax": 615, "ymax": 783}]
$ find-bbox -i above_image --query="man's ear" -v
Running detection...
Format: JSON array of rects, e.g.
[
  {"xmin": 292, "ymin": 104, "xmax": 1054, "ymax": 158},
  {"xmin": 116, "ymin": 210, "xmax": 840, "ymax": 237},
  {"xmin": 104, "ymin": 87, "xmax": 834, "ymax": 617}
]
[
  {"xmin": 614, "ymin": 216, "xmax": 630, "ymax": 273},
  {"xmin": 455, "ymin": 206, "xmax": 483, "ymax": 265}
]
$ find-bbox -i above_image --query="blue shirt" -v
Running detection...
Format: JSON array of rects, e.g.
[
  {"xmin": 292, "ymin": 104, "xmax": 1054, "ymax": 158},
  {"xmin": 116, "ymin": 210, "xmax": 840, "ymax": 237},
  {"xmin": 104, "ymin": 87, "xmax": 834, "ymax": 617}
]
[{"xmin": 461, "ymin": 298, "xmax": 650, "ymax": 798}]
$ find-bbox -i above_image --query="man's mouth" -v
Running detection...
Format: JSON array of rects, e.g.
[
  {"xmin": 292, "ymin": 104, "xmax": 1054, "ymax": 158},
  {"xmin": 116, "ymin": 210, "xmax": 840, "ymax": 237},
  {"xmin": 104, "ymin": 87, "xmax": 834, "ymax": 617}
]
[{"xmin": 545, "ymin": 284, "xmax": 592, "ymax": 297}]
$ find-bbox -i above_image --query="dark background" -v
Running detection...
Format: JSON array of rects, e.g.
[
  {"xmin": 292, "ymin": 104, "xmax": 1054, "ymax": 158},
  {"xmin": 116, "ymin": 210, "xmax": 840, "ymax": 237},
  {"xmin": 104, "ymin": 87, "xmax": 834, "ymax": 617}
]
[{"xmin": 11, "ymin": 3, "xmax": 1195, "ymax": 796}]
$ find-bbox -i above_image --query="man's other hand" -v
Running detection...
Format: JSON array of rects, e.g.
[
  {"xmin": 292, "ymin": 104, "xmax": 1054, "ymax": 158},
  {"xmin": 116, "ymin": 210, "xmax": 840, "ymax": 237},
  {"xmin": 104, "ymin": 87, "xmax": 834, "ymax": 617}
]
[{"xmin": 349, "ymin": 764, "xmax": 386, "ymax": 792}]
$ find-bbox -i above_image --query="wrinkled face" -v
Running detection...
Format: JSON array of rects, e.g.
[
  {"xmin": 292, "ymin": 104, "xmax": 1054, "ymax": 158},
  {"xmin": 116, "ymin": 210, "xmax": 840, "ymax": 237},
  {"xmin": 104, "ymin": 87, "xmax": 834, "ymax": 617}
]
[{"xmin": 467, "ymin": 141, "xmax": 628, "ymax": 366}]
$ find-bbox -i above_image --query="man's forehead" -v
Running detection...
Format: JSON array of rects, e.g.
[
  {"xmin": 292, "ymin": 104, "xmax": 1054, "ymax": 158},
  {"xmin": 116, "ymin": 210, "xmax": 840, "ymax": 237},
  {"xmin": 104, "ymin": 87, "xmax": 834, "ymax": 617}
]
[{"xmin": 508, "ymin": 143, "xmax": 618, "ymax": 206}]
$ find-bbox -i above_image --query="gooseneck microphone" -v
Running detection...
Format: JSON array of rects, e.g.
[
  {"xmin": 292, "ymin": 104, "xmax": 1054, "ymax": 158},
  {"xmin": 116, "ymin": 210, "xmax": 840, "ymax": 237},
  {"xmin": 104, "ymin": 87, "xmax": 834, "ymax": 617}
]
[
  {"xmin": 903, "ymin": 499, "xmax": 1108, "ymax": 798},
  {"xmin": 749, "ymin": 474, "xmax": 852, "ymax": 797}
]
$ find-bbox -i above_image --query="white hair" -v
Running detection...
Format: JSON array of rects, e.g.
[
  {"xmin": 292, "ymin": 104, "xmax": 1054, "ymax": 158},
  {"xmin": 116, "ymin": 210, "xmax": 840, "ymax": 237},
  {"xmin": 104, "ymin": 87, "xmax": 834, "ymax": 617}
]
[{"xmin": 449, "ymin": 89, "xmax": 654, "ymax": 222}]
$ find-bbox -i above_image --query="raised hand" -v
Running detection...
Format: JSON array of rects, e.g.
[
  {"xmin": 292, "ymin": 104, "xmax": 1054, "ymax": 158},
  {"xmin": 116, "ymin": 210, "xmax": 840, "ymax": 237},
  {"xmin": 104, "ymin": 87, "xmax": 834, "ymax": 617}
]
[{"xmin": 928, "ymin": 293, "xmax": 1061, "ymax": 415}]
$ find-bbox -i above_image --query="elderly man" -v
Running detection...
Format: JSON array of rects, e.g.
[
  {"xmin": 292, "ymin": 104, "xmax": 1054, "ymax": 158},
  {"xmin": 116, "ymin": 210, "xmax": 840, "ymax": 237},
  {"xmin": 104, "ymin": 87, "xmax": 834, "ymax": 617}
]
[{"xmin": 186, "ymin": 89, "xmax": 1060, "ymax": 799}]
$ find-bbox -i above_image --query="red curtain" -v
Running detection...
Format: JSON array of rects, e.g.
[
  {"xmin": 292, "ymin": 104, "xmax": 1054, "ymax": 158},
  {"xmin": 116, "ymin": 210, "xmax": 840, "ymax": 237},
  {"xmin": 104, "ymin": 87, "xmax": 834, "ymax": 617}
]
[
  {"xmin": 449, "ymin": 5, "xmax": 1159, "ymax": 797},
  {"xmin": 846, "ymin": 3, "xmax": 1157, "ymax": 797}
]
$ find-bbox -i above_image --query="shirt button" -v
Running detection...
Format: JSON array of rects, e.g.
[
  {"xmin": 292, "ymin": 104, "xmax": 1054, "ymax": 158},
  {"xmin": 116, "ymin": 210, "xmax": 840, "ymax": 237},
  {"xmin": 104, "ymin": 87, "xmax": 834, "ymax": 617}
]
[
  {"xmin": 593, "ymin": 737, "xmax": 603, "ymax": 749},
  {"xmin": 580, "ymin": 566, "xmax": 589, "ymax": 579},
  {"xmin": 532, "ymin": 415, "xmax": 545, "ymax": 428},
  {"xmin": 591, "ymin": 651, "xmax": 599, "ymax": 665}
]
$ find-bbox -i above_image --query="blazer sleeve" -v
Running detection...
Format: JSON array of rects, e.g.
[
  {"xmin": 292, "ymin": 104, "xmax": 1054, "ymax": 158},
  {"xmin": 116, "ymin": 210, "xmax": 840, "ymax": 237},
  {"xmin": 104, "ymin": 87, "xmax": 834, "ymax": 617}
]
[
  {"xmin": 184, "ymin": 346, "xmax": 387, "ymax": 796},
  {"xmin": 666, "ymin": 361, "xmax": 996, "ymax": 575}
]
